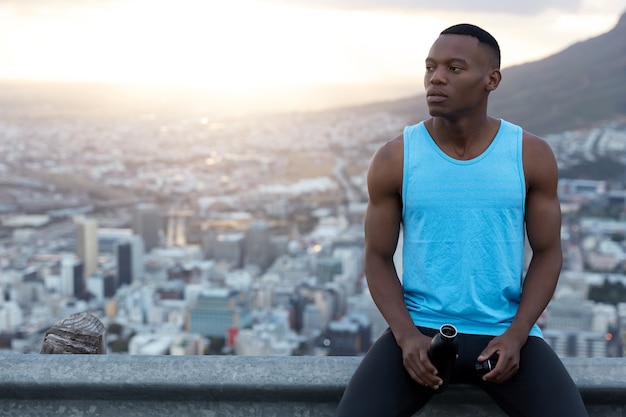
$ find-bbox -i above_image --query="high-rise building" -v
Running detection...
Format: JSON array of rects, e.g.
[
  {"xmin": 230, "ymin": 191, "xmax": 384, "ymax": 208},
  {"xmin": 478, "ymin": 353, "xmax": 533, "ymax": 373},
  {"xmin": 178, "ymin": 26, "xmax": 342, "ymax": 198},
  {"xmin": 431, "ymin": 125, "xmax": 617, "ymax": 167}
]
[
  {"xmin": 87, "ymin": 274, "xmax": 118, "ymax": 300},
  {"xmin": 61, "ymin": 255, "xmax": 84, "ymax": 297},
  {"xmin": 289, "ymin": 292, "xmax": 308, "ymax": 333},
  {"xmin": 205, "ymin": 231, "xmax": 244, "ymax": 268},
  {"xmin": 302, "ymin": 303, "xmax": 324, "ymax": 337},
  {"xmin": 103, "ymin": 275, "xmax": 116, "ymax": 298},
  {"xmin": 189, "ymin": 289, "xmax": 248, "ymax": 339},
  {"xmin": 116, "ymin": 241, "xmax": 133, "ymax": 288},
  {"xmin": 114, "ymin": 236, "xmax": 145, "ymax": 288},
  {"xmin": 332, "ymin": 245, "xmax": 364, "ymax": 296},
  {"xmin": 244, "ymin": 220, "xmax": 274, "ymax": 271},
  {"xmin": 166, "ymin": 209, "xmax": 192, "ymax": 247},
  {"xmin": 97, "ymin": 228, "xmax": 133, "ymax": 253},
  {"xmin": 316, "ymin": 257, "xmax": 342, "ymax": 285},
  {"xmin": 75, "ymin": 217, "xmax": 98, "ymax": 278},
  {"xmin": 132, "ymin": 204, "xmax": 162, "ymax": 252},
  {"xmin": 87, "ymin": 275, "xmax": 104, "ymax": 300}
]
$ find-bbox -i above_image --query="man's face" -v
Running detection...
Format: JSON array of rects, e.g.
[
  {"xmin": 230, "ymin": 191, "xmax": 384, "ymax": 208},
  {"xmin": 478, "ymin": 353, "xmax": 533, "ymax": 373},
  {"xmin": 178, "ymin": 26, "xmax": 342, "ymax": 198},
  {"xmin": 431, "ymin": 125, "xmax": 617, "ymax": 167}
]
[{"xmin": 423, "ymin": 34, "xmax": 497, "ymax": 118}]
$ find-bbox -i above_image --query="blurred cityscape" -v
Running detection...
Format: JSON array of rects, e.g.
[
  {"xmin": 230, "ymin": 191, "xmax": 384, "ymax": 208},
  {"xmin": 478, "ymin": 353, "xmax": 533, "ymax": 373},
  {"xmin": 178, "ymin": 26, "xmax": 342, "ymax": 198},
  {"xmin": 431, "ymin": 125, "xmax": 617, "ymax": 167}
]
[{"xmin": 1, "ymin": 106, "xmax": 625, "ymax": 358}]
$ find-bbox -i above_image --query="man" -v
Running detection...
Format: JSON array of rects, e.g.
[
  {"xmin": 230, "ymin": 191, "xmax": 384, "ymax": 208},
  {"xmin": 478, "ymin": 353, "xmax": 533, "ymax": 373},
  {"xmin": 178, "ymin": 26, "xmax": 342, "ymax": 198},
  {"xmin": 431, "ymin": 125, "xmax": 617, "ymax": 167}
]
[{"xmin": 335, "ymin": 24, "xmax": 588, "ymax": 417}]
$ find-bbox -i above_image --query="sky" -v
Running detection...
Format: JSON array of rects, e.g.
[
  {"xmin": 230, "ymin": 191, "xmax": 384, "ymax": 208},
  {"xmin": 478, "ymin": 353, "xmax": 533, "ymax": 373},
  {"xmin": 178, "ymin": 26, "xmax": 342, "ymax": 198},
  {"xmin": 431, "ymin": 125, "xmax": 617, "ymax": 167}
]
[{"xmin": 0, "ymin": 0, "xmax": 624, "ymax": 112}]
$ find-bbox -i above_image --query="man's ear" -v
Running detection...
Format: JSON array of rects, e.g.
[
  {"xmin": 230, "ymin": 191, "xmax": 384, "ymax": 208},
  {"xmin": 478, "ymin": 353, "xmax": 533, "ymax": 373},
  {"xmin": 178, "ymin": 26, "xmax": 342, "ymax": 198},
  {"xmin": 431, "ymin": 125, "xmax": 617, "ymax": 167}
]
[{"xmin": 486, "ymin": 69, "xmax": 501, "ymax": 91}]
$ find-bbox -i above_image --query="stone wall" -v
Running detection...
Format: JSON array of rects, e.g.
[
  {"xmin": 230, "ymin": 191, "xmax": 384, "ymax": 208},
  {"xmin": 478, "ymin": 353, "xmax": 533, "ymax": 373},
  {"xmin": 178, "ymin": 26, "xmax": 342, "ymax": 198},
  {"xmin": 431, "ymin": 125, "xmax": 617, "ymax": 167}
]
[{"xmin": 0, "ymin": 355, "xmax": 623, "ymax": 416}]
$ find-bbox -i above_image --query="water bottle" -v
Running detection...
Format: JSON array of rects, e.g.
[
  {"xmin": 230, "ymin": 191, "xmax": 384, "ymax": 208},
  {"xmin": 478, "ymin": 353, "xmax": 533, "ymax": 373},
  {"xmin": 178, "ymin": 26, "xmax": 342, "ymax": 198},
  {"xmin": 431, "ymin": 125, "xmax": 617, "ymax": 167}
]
[{"xmin": 427, "ymin": 324, "xmax": 458, "ymax": 392}]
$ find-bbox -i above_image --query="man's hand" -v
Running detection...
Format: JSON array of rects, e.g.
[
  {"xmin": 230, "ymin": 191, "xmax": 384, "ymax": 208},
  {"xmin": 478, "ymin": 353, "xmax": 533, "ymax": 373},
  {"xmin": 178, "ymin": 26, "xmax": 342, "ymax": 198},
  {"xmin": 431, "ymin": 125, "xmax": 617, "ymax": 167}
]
[
  {"xmin": 477, "ymin": 330, "xmax": 527, "ymax": 383},
  {"xmin": 397, "ymin": 330, "xmax": 442, "ymax": 390}
]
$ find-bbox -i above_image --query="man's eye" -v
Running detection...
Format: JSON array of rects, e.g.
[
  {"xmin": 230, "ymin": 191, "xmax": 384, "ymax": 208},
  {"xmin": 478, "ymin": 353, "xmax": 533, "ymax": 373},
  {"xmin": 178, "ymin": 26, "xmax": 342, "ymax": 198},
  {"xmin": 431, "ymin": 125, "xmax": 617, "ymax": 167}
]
[{"xmin": 450, "ymin": 66, "xmax": 462, "ymax": 73}]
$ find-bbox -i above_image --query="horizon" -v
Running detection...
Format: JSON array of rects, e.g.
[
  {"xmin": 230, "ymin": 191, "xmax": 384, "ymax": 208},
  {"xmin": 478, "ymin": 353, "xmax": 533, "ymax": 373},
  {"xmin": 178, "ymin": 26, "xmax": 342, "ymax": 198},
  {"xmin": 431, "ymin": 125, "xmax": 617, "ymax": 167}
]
[
  {"xmin": 0, "ymin": 78, "xmax": 424, "ymax": 117},
  {"xmin": 0, "ymin": 0, "xmax": 624, "ymax": 115}
]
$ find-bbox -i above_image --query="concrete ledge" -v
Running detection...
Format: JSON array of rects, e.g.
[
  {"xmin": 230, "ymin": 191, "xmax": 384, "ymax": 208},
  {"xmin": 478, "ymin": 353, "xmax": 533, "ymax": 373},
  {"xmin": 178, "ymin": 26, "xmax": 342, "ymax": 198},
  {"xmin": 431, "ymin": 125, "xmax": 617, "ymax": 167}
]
[{"xmin": 0, "ymin": 355, "xmax": 624, "ymax": 416}]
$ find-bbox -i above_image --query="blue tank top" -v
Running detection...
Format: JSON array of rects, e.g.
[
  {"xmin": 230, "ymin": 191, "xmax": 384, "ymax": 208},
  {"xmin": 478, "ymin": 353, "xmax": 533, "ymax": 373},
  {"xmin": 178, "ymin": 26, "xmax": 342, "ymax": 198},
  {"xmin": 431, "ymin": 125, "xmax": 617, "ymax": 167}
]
[{"xmin": 401, "ymin": 119, "xmax": 542, "ymax": 338}]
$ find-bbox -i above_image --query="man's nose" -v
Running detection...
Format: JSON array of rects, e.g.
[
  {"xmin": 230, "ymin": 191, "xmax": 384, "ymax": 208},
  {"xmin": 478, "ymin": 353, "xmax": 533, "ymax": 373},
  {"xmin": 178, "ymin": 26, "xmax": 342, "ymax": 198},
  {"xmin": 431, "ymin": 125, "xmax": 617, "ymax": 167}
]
[{"xmin": 428, "ymin": 68, "xmax": 446, "ymax": 84}]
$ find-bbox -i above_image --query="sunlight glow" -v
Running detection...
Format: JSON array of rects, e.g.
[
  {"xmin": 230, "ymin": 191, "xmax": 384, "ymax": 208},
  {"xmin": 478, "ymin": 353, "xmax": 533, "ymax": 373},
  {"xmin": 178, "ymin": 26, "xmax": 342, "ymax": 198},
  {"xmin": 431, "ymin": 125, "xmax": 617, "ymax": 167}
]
[
  {"xmin": 0, "ymin": 0, "xmax": 621, "ymax": 94},
  {"xmin": 0, "ymin": 0, "xmax": 434, "ymax": 91}
]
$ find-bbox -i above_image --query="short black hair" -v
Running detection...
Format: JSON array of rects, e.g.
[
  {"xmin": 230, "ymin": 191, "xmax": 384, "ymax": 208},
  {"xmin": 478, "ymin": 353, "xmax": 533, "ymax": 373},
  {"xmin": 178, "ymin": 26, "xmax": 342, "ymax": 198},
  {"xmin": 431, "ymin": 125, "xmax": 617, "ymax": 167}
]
[{"xmin": 440, "ymin": 23, "xmax": 501, "ymax": 69}]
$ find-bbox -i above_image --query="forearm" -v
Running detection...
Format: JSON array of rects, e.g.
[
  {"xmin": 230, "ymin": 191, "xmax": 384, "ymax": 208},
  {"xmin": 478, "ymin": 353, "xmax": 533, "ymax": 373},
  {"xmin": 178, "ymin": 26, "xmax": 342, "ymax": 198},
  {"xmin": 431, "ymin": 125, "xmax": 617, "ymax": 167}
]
[
  {"xmin": 365, "ymin": 254, "xmax": 418, "ymax": 344},
  {"xmin": 366, "ymin": 252, "xmax": 442, "ymax": 387},
  {"xmin": 478, "ymin": 247, "xmax": 562, "ymax": 383}
]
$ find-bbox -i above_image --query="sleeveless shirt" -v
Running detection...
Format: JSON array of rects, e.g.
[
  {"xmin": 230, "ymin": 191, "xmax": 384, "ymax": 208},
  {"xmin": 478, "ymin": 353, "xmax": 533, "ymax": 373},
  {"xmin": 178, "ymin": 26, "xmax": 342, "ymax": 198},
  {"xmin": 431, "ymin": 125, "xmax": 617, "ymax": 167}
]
[{"xmin": 401, "ymin": 119, "xmax": 542, "ymax": 338}]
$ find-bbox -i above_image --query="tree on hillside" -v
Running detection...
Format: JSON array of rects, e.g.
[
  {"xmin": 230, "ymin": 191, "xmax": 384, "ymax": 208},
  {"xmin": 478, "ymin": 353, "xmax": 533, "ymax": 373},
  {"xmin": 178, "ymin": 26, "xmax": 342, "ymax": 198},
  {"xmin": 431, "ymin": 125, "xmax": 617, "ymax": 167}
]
[{"xmin": 559, "ymin": 157, "xmax": 626, "ymax": 182}]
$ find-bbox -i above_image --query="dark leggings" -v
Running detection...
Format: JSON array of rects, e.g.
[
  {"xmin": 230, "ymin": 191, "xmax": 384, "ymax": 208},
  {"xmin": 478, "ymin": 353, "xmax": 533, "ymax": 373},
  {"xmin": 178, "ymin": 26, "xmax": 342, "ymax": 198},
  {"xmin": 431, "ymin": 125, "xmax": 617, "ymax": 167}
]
[{"xmin": 335, "ymin": 327, "xmax": 589, "ymax": 417}]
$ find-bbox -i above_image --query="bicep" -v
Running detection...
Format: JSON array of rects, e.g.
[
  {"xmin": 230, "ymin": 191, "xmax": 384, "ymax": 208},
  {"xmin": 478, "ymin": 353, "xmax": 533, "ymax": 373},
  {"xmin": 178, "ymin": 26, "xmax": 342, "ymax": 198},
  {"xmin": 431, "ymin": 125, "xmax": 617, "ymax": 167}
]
[
  {"xmin": 364, "ymin": 140, "xmax": 403, "ymax": 260},
  {"xmin": 365, "ymin": 193, "xmax": 402, "ymax": 260},
  {"xmin": 525, "ymin": 187, "xmax": 561, "ymax": 253},
  {"xmin": 524, "ymin": 136, "xmax": 561, "ymax": 253}
]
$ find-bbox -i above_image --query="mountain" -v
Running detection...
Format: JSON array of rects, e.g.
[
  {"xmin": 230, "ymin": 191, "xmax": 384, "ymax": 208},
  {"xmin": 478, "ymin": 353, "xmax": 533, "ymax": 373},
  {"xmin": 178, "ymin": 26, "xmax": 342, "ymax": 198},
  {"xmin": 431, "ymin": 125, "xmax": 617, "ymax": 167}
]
[
  {"xmin": 368, "ymin": 11, "xmax": 626, "ymax": 136},
  {"xmin": 490, "ymin": 11, "xmax": 626, "ymax": 135}
]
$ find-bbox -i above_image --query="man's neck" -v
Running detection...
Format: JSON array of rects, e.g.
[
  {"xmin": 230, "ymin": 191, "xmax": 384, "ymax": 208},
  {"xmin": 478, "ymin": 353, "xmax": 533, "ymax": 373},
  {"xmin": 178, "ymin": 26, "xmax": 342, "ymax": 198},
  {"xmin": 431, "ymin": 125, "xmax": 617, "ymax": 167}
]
[{"xmin": 425, "ymin": 116, "xmax": 500, "ymax": 160}]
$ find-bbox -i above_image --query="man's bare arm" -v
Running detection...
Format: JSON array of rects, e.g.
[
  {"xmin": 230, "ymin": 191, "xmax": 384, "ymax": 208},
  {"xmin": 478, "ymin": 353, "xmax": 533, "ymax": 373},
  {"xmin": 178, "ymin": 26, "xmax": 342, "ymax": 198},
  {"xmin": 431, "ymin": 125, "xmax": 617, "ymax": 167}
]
[
  {"xmin": 479, "ymin": 133, "xmax": 562, "ymax": 383},
  {"xmin": 364, "ymin": 136, "xmax": 442, "ymax": 389}
]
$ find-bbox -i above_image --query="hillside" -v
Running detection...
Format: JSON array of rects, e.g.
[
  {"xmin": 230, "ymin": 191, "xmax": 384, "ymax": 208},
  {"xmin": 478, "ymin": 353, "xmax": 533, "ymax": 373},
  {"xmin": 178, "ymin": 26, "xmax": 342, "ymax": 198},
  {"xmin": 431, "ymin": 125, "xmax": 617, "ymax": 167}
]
[
  {"xmin": 490, "ymin": 11, "xmax": 626, "ymax": 135},
  {"xmin": 366, "ymin": 11, "xmax": 626, "ymax": 136}
]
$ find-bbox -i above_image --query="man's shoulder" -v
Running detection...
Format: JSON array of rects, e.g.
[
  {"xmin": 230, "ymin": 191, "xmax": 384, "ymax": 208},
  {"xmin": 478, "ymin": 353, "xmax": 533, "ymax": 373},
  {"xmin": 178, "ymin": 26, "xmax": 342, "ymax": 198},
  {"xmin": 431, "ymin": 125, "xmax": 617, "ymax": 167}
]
[
  {"xmin": 519, "ymin": 127, "xmax": 558, "ymax": 187},
  {"xmin": 520, "ymin": 129, "xmax": 550, "ymax": 152},
  {"xmin": 368, "ymin": 133, "xmax": 405, "ymax": 187},
  {"xmin": 374, "ymin": 134, "xmax": 404, "ymax": 164},
  {"xmin": 499, "ymin": 119, "xmax": 549, "ymax": 150}
]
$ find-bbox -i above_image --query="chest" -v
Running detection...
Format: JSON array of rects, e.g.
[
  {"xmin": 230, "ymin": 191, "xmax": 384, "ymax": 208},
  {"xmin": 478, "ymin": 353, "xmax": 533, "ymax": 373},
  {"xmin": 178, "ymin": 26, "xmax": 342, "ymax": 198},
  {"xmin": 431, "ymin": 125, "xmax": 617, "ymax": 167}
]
[{"xmin": 404, "ymin": 146, "xmax": 525, "ymax": 212}]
